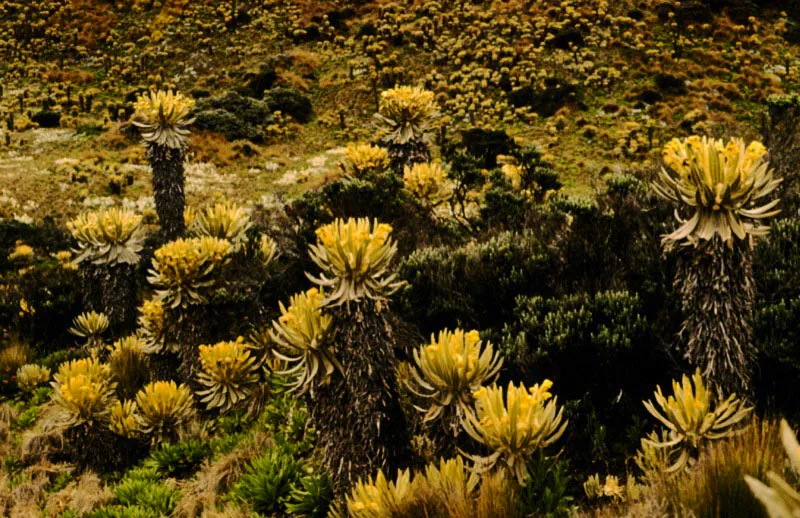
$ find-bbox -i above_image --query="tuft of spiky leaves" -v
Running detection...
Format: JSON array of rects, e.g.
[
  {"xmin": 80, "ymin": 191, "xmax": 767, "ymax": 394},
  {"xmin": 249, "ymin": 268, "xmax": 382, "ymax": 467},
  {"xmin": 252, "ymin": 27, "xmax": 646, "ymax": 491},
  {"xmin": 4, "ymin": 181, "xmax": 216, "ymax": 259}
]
[
  {"xmin": 462, "ymin": 381, "xmax": 568, "ymax": 485},
  {"xmin": 230, "ymin": 447, "xmax": 303, "ymax": 515},
  {"xmin": 137, "ymin": 297, "xmax": 174, "ymax": 354},
  {"xmin": 269, "ymin": 288, "xmax": 339, "ymax": 394},
  {"xmin": 190, "ymin": 202, "xmax": 252, "ymax": 250},
  {"xmin": 374, "ymin": 86, "xmax": 438, "ymax": 145},
  {"xmin": 643, "ymin": 368, "xmax": 752, "ymax": 473},
  {"xmin": 16, "ymin": 364, "xmax": 51, "ymax": 393},
  {"xmin": 403, "ymin": 162, "xmax": 450, "ymax": 204},
  {"xmin": 107, "ymin": 336, "xmax": 150, "ymax": 398},
  {"xmin": 286, "ymin": 472, "xmax": 334, "ymax": 517},
  {"xmin": 307, "ymin": 218, "xmax": 405, "ymax": 307},
  {"xmin": 195, "ymin": 337, "xmax": 261, "ymax": 412},
  {"xmin": 51, "ymin": 357, "xmax": 117, "ymax": 428},
  {"xmin": 346, "ymin": 468, "xmax": 414, "ymax": 517},
  {"xmin": 343, "ymin": 142, "xmax": 391, "ymax": 176},
  {"xmin": 67, "ymin": 208, "xmax": 144, "ymax": 266},
  {"xmin": 0, "ymin": 344, "xmax": 31, "ymax": 382},
  {"xmin": 259, "ymin": 234, "xmax": 279, "ymax": 270},
  {"xmin": 69, "ymin": 311, "xmax": 110, "ymax": 348},
  {"xmin": 134, "ymin": 381, "xmax": 196, "ymax": 442},
  {"xmin": 109, "ymin": 399, "xmax": 139, "ymax": 438},
  {"xmin": 410, "ymin": 328, "xmax": 502, "ymax": 425},
  {"xmin": 133, "ymin": 89, "xmax": 195, "ymax": 149},
  {"xmin": 147, "ymin": 236, "xmax": 232, "ymax": 308},
  {"xmin": 652, "ymin": 136, "xmax": 782, "ymax": 244}
]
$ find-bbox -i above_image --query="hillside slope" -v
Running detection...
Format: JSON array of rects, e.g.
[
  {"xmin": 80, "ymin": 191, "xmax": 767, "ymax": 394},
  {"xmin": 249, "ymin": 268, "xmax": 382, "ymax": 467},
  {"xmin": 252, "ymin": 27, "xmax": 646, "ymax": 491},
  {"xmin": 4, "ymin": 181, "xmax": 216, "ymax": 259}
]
[{"xmin": 0, "ymin": 0, "xmax": 798, "ymax": 219}]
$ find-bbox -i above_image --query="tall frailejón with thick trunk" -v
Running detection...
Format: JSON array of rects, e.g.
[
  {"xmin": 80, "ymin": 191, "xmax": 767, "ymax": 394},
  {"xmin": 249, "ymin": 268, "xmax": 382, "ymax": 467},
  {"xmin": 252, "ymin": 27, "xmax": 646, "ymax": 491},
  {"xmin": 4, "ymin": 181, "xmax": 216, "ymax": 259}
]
[
  {"xmin": 133, "ymin": 90, "xmax": 195, "ymax": 241},
  {"xmin": 652, "ymin": 136, "xmax": 782, "ymax": 394}
]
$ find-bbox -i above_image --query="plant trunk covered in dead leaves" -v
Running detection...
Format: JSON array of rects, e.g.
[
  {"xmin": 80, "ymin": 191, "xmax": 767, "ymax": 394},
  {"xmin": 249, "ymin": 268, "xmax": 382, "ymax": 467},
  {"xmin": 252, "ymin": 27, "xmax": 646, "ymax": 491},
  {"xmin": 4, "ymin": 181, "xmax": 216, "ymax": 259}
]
[
  {"xmin": 148, "ymin": 143, "xmax": 186, "ymax": 241},
  {"xmin": 675, "ymin": 237, "xmax": 756, "ymax": 395},
  {"xmin": 79, "ymin": 264, "xmax": 137, "ymax": 331},
  {"xmin": 309, "ymin": 303, "xmax": 411, "ymax": 495},
  {"xmin": 388, "ymin": 139, "xmax": 430, "ymax": 176}
]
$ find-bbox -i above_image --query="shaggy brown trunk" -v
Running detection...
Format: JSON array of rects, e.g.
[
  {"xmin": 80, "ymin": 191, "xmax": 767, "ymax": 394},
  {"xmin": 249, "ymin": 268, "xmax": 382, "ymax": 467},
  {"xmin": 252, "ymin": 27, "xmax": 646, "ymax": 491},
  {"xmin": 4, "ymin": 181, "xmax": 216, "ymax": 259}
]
[
  {"xmin": 147, "ymin": 143, "xmax": 186, "ymax": 241},
  {"xmin": 388, "ymin": 139, "xmax": 431, "ymax": 176},
  {"xmin": 675, "ymin": 237, "xmax": 756, "ymax": 395},
  {"xmin": 79, "ymin": 264, "xmax": 137, "ymax": 332},
  {"xmin": 309, "ymin": 304, "xmax": 411, "ymax": 495}
]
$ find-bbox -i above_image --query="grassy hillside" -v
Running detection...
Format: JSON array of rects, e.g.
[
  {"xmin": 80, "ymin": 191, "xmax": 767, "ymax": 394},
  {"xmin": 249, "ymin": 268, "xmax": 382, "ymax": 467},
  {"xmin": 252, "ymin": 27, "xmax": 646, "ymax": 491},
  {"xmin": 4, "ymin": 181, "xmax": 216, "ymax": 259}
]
[{"xmin": 1, "ymin": 0, "xmax": 798, "ymax": 219}]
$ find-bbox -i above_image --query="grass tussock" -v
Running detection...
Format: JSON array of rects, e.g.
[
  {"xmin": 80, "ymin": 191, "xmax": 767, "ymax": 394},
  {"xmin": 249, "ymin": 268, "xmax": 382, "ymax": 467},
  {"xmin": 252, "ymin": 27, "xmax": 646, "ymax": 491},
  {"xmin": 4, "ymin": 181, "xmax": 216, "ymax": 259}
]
[
  {"xmin": 44, "ymin": 471, "xmax": 113, "ymax": 516},
  {"xmin": 174, "ymin": 429, "xmax": 272, "ymax": 517}
]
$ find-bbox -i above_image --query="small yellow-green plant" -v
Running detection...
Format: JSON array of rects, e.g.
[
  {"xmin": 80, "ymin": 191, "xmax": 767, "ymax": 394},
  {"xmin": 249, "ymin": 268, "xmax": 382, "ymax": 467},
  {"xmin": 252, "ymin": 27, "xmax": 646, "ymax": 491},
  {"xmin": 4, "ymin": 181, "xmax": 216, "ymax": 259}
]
[
  {"xmin": 643, "ymin": 369, "xmax": 752, "ymax": 472},
  {"xmin": 308, "ymin": 218, "xmax": 404, "ymax": 307},
  {"xmin": 270, "ymin": 288, "xmax": 339, "ymax": 393},
  {"xmin": 68, "ymin": 311, "xmax": 110, "ymax": 348},
  {"xmin": 191, "ymin": 202, "xmax": 252, "ymax": 250},
  {"xmin": 746, "ymin": 419, "xmax": 800, "ymax": 517},
  {"xmin": 422, "ymin": 456, "xmax": 480, "ymax": 498},
  {"xmin": 652, "ymin": 136, "xmax": 782, "ymax": 243},
  {"xmin": 137, "ymin": 297, "xmax": 174, "ymax": 353},
  {"xmin": 67, "ymin": 208, "xmax": 144, "ymax": 266},
  {"xmin": 410, "ymin": 328, "xmax": 502, "ymax": 424},
  {"xmin": 51, "ymin": 358, "xmax": 117, "ymax": 427},
  {"xmin": 375, "ymin": 86, "xmax": 438, "ymax": 144},
  {"xmin": 343, "ymin": 142, "xmax": 390, "ymax": 176},
  {"xmin": 462, "ymin": 381, "xmax": 567, "ymax": 485},
  {"xmin": 135, "ymin": 380, "xmax": 196, "ymax": 441},
  {"xmin": 346, "ymin": 468, "xmax": 414, "ymax": 516},
  {"xmin": 258, "ymin": 234, "xmax": 278, "ymax": 270},
  {"xmin": 16, "ymin": 364, "xmax": 51, "ymax": 393},
  {"xmin": 109, "ymin": 400, "xmax": 139, "ymax": 438},
  {"xmin": 147, "ymin": 236, "xmax": 232, "ymax": 308},
  {"xmin": 107, "ymin": 335, "xmax": 149, "ymax": 397},
  {"xmin": 584, "ymin": 473, "xmax": 626, "ymax": 502},
  {"xmin": 0, "ymin": 344, "xmax": 31, "ymax": 381},
  {"xmin": 196, "ymin": 337, "xmax": 261, "ymax": 412},
  {"xmin": 403, "ymin": 162, "xmax": 449, "ymax": 204},
  {"xmin": 133, "ymin": 89, "xmax": 195, "ymax": 149},
  {"xmin": 8, "ymin": 241, "xmax": 33, "ymax": 262}
]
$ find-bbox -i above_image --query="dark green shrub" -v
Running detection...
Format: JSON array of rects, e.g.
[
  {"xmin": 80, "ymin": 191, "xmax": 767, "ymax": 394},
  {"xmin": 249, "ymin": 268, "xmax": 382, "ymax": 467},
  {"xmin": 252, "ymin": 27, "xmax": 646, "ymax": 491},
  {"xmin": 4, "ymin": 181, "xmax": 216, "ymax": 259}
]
[
  {"xmin": 605, "ymin": 173, "xmax": 641, "ymax": 195},
  {"xmin": 754, "ymin": 218, "xmax": 800, "ymax": 302},
  {"xmin": 399, "ymin": 230, "xmax": 555, "ymax": 334},
  {"xmin": 501, "ymin": 290, "xmax": 666, "ymax": 477},
  {"xmin": 193, "ymin": 90, "xmax": 273, "ymax": 142},
  {"xmin": 230, "ymin": 447, "xmax": 303, "ymax": 515},
  {"xmin": 193, "ymin": 108, "xmax": 265, "ymax": 142},
  {"xmin": 460, "ymin": 128, "xmax": 518, "ymax": 168},
  {"xmin": 266, "ymin": 87, "xmax": 313, "ymax": 123},
  {"xmin": 501, "ymin": 291, "xmax": 647, "ymax": 392},
  {"xmin": 548, "ymin": 193, "xmax": 598, "ymax": 218},
  {"xmin": 288, "ymin": 172, "xmax": 437, "ymax": 256},
  {"xmin": 518, "ymin": 453, "xmax": 574, "ymax": 518}
]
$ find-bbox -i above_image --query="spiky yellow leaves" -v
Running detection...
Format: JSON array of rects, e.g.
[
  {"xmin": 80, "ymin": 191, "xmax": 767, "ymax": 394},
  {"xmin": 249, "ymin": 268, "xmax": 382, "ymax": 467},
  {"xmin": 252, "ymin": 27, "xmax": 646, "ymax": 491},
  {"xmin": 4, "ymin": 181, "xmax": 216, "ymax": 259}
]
[
  {"xmin": 462, "ymin": 381, "xmax": 567, "ymax": 485},
  {"xmin": 67, "ymin": 208, "xmax": 144, "ymax": 266},
  {"xmin": 653, "ymin": 136, "xmax": 781, "ymax": 244},
  {"xmin": 308, "ymin": 218, "xmax": 404, "ymax": 307},
  {"xmin": 133, "ymin": 89, "xmax": 195, "ymax": 149}
]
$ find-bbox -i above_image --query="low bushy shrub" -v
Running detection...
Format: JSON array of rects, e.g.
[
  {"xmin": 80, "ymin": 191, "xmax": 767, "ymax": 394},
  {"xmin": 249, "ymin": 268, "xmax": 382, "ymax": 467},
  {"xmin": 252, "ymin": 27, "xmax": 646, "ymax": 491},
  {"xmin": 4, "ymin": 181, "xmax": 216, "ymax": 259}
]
[{"xmin": 399, "ymin": 230, "xmax": 555, "ymax": 334}]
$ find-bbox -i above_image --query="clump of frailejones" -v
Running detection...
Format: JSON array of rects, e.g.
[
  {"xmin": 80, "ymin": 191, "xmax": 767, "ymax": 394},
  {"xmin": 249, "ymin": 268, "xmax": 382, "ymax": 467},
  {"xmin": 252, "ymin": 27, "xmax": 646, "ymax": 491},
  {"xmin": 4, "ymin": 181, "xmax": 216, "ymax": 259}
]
[
  {"xmin": 652, "ymin": 136, "xmax": 782, "ymax": 394},
  {"xmin": 133, "ymin": 90, "xmax": 195, "ymax": 241}
]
